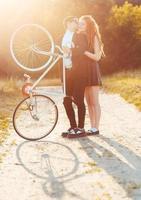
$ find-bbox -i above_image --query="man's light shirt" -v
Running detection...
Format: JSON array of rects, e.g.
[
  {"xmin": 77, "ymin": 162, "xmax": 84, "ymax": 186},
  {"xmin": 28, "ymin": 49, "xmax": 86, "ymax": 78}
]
[{"xmin": 62, "ymin": 30, "xmax": 74, "ymax": 69}]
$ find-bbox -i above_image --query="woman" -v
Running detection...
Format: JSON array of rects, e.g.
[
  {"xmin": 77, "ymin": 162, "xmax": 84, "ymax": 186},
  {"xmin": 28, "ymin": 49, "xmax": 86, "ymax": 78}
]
[{"xmin": 79, "ymin": 15, "xmax": 105, "ymax": 135}]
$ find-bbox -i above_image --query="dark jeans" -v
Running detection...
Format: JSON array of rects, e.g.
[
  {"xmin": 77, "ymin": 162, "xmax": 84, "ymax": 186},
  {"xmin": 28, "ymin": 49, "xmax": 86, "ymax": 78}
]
[{"xmin": 63, "ymin": 73, "xmax": 86, "ymax": 129}]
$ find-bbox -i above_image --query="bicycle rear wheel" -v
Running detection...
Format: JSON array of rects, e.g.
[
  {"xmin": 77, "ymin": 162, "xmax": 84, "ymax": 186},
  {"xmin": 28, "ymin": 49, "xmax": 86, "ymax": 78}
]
[{"xmin": 13, "ymin": 95, "xmax": 58, "ymax": 141}]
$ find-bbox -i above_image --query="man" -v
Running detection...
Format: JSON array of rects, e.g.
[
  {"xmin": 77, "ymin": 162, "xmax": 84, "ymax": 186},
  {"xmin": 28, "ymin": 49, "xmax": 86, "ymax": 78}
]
[
  {"xmin": 61, "ymin": 16, "xmax": 78, "ymax": 96},
  {"xmin": 61, "ymin": 16, "xmax": 88, "ymax": 138}
]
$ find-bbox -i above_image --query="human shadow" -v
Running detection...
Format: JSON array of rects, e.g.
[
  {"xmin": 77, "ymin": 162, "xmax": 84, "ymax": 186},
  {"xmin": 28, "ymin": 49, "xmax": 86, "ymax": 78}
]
[
  {"xmin": 16, "ymin": 140, "xmax": 87, "ymax": 200},
  {"xmin": 100, "ymin": 135, "xmax": 141, "ymax": 180},
  {"xmin": 78, "ymin": 135, "xmax": 141, "ymax": 198}
]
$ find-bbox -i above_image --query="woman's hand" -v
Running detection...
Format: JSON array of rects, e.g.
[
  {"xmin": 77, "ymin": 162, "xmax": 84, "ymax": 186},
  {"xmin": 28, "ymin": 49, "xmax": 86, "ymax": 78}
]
[
  {"xmin": 84, "ymin": 50, "xmax": 102, "ymax": 61},
  {"xmin": 84, "ymin": 51, "xmax": 89, "ymax": 56}
]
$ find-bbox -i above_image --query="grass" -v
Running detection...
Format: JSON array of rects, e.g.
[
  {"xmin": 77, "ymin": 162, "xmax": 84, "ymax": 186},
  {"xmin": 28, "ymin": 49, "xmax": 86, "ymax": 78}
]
[
  {"xmin": 103, "ymin": 70, "xmax": 141, "ymax": 111},
  {"xmin": 38, "ymin": 78, "xmax": 61, "ymax": 86},
  {"xmin": 0, "ymin": 115, "xmax": 10, "ymax": 145},
  {"xmin": 126, "ymin": 182, "xmax": 141, "ymax": 195},
  {"xmin": 84, "ymin": 161, "xmax": 102, "ymax": 174},
  {"xmin": 0, "ymin": 77, "xmax": 29, "ymax": 163},
  {"xmin": 0, "ymin": 77, "xmax": 22, "ymax": 94},
  {"xmin": 0, "ymin": 77, "xmax": 22, "ymax": 145}
]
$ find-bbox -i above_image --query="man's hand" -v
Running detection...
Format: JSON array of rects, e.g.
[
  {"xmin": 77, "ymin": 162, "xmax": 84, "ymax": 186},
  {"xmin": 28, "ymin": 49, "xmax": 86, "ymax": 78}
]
[{"xmin": 62, "ymin": 47, "xmax": 71, "ymax": 54}]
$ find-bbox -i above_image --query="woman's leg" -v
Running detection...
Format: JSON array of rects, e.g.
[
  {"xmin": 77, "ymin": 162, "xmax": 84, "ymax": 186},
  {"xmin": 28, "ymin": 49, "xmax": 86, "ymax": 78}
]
[
  {"xmin": 90, "ymin": 86, "xmax": 101, "ymax": 129},
  {"xmin": 85, "ymin": 87, "xmax": 96, "ymax": 127},
  {"xmin": 85, "ymin": 86, "xmax": 101, "ymax": 129},
  {"xmin": 77, "ymin": 101, "xmax": 86, "ymax": 129}
]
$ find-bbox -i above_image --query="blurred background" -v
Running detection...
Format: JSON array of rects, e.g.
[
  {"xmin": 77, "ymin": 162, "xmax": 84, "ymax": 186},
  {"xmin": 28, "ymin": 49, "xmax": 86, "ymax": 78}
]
[
  {"xmin": 0, "ymin": 0, "xmax": 141, "ymax": 149},
  {"xmin": 0, "ymin": 0, "xmax": 141, "ymax": 78}
]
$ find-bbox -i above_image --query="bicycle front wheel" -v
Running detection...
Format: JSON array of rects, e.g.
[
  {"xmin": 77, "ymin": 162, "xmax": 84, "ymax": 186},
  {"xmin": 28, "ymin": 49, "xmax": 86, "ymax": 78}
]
[
  {"xmin": 13, "ymin": 95, "xmax": 58, "ymax": 141},
  {"xmin": 10, "ymin": 24, "xmax": 54, "ymax": 72}
]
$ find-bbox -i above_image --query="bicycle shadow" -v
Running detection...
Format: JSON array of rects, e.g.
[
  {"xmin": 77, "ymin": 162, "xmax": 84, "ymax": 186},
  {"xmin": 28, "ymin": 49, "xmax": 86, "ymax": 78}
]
[
  {"xmin": 16, "ymin": 140, "xmax": 86, "ymax": 200},
  {"xmin": 78, "ymin": 135, "xmax": 141, "ymax": 198}
]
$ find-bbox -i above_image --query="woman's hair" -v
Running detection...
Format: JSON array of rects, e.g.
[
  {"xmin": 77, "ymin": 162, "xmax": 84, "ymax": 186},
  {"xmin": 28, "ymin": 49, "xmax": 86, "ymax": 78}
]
[{"xmin": 79, "ymin": 15, "xmax": 105, "ymax": 57}]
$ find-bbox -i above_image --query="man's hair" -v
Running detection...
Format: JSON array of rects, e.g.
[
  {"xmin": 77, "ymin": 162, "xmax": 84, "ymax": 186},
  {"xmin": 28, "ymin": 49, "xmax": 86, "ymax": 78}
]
[{"xmin": 63, "ymin": 16, "xmax": 78, "ymax": 28}]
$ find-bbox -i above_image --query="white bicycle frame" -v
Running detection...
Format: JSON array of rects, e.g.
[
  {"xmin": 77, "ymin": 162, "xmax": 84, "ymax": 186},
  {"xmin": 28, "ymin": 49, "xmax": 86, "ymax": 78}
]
[{"xmin": 29, "ymin": 45, "xmax": 67, "ymax": 96}]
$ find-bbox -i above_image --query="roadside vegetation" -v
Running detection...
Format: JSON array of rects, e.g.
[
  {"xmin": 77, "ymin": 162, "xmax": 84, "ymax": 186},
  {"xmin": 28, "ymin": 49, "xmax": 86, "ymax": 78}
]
[
  {"xmin": 103, "ymin": 70, "xmax": 141, "ymax": 111},
  {"xmin": 0, "ymin": 78, "xmax": 22, "ymax": 145}
]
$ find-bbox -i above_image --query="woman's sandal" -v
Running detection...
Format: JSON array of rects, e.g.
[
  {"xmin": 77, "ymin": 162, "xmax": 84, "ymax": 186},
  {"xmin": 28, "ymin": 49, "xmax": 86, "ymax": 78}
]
[{"xmin": 86, "ymin": 129, "xmax": 99, "ymax": 136}]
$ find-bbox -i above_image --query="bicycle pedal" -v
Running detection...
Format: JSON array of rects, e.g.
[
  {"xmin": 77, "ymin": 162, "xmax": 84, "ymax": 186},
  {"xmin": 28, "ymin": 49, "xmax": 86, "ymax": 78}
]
[{"xmin": 32, "ymin": 115, "xmax": 39, "ymax": 121}]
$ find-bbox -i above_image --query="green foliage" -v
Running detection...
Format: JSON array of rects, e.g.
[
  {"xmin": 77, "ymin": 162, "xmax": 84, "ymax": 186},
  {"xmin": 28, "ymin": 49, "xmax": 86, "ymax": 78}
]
[
  {"xmin": 103, "ymin": 70, "xmax": 141, "ymax": 110},
  {"xmin": 103, "ymin": 2, "xmax": 141, "ymax": 73},
  {"xmin": 115, "ymin": 0, "xmax": 141, "ymax": 5}
]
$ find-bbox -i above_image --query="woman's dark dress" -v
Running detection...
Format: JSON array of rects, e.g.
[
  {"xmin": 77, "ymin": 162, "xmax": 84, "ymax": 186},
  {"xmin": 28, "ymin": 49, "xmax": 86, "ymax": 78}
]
[{"xmin": 72, "ymin": 32, "xmax": 102, "ymax": 91}]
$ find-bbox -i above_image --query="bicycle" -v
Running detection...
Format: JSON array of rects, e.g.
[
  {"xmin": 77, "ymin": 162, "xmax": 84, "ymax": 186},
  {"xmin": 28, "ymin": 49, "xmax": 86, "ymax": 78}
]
[{"xmin": 10, "ymin": 24, "xmax": 66, "ymax": 141}]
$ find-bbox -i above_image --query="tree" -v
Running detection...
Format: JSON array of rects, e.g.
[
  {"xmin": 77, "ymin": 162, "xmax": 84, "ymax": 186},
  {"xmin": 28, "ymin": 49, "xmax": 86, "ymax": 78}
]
[
  {"xmin": 114, "ymin": 0, "xmax": 141, "ymax": 5},
  {"xmin": 104, "ymin": 1, "xmax": 141, "ymax": 73}
]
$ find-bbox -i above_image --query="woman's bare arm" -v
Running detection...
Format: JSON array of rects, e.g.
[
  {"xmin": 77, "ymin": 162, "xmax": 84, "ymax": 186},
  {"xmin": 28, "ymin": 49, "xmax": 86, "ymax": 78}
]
[{"xmin": 84, "ymin": 35, "xmax": 102, "ymax": 61}]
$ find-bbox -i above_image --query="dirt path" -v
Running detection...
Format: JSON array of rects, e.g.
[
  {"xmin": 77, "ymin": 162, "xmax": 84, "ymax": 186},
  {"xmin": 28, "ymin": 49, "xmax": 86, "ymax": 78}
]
[{"xmin": 0, "ymin": 87, "xmax": 141, "ymax": 200}]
